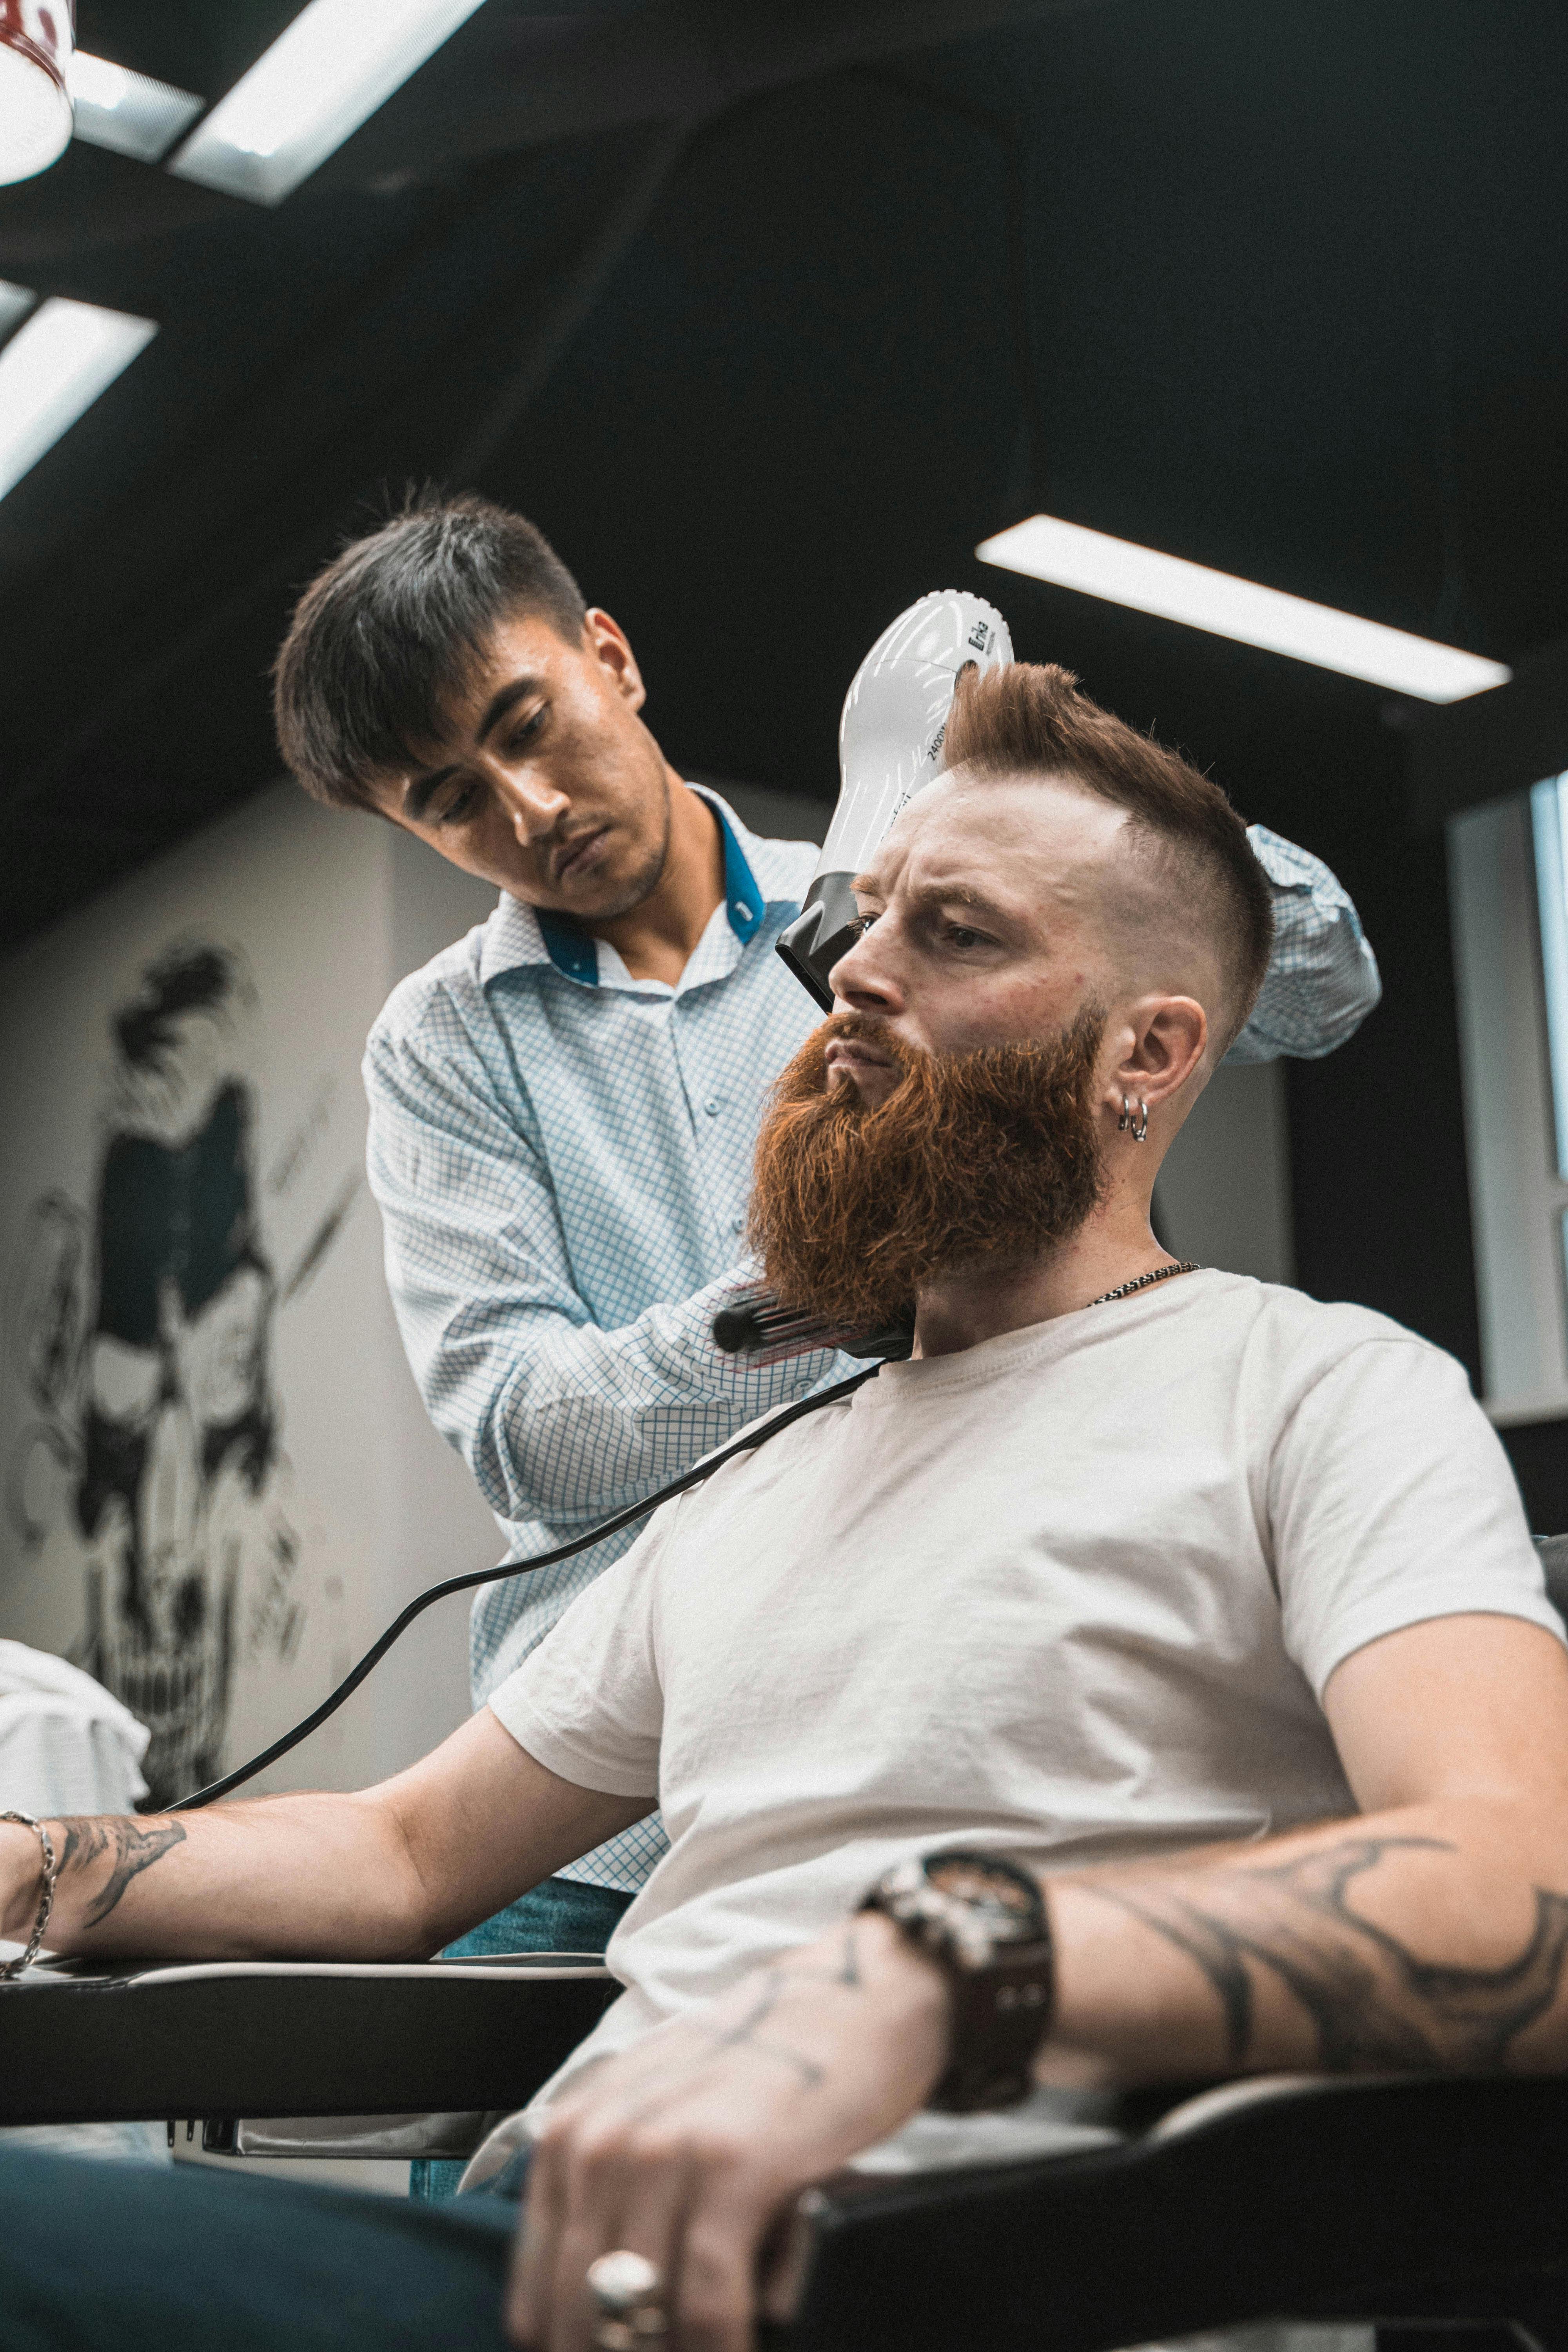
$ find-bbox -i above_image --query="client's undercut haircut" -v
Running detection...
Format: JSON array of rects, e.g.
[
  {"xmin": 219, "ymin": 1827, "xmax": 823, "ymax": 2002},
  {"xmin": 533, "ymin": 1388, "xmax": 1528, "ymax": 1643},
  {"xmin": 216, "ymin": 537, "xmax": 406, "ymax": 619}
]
[
  {"xmin": 944, "ymin": 663, "xmax": 1274, "ymax": 1047},
  {"xmin": 272, "ymin": 491, "xmax": 588, "ymax": 810}
]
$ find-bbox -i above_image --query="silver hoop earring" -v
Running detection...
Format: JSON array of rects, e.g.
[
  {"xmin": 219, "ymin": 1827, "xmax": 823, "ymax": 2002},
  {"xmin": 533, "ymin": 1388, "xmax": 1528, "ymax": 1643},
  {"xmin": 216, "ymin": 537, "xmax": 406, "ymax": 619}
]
[
  {"xmin": 1118, "ymin": 1095, "xmax": 1132, "ymax": 1132},
  {"xmin": 1130, "ymin": 1098, "xmax": 1149, "ymax": 1143}
]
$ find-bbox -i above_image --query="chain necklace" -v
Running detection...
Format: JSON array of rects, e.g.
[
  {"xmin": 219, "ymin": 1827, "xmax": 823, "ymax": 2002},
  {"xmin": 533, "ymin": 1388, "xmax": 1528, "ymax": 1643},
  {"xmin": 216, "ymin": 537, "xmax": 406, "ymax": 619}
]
[{"xmin": 1083, "ymin": 1259, "xmax": 1201, "ymax": 1312}]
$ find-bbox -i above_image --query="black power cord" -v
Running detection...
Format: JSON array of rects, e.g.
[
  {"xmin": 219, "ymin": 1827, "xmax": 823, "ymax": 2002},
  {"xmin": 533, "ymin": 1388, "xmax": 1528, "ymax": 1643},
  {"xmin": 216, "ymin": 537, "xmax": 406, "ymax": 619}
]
[{"xmin": 172, "ymin": 1362, "xmax": 882, "ymax": 1811}]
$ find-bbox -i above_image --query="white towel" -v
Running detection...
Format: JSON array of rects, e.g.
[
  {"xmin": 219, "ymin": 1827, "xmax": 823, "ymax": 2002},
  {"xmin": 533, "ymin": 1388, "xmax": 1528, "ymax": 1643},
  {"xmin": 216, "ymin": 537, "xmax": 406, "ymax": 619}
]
[{"xmin": 0, "ymin": 1641, "xmax": 151, "ymax": 1817}]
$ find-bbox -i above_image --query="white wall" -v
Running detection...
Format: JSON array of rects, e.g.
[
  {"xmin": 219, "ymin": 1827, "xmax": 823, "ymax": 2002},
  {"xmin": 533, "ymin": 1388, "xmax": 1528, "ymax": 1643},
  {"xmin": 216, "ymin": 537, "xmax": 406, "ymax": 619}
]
[{"xmin": 0, "ymin": 784, "xmax": 501, "ymax": 1803}]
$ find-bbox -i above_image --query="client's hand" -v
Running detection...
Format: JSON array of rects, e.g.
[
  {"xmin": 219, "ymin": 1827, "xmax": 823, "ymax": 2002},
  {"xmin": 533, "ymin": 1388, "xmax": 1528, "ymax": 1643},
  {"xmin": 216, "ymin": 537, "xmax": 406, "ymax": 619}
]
[{"xmin": 507, "ymin": 1910, "xmax": 949, "ymax": 2352}]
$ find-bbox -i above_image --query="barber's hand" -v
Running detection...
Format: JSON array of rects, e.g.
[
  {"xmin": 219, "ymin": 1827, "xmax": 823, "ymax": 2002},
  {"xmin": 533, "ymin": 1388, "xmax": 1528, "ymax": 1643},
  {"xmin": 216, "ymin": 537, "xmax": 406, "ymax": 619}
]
[{"xmin": 507, "ymin": 1910, "xmax": 949, "ymax": 2352}]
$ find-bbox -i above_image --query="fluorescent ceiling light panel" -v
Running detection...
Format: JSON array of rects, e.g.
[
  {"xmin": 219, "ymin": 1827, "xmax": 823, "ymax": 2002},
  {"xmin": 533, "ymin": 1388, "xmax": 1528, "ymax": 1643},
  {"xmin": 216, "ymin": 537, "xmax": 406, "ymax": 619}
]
[
  {"xmin": 977, "ymin": 514, "xmax": 1512, "ymax": 704},
  {"xmin": 68, "ymin": 51, "xmax": 204, "ymax": 163},
  {"xmin": 0, "ymin": 298, "xmax": 156, "ymax": 503},
  {"xmin": 168, "ymin": 0, "xmax": 489, "ymax": 205}
]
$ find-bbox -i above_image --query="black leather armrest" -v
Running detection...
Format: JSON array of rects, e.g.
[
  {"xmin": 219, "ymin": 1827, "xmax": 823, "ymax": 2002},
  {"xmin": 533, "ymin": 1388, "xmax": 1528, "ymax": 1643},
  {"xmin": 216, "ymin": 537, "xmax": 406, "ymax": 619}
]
[
  {"xmin": 0, "ymin": 1954, "xmax": 618, "ymax": 2126},
  {"xmin": 776, "ymin": 2073, "xmax": 1568, "ymax": 2352}
]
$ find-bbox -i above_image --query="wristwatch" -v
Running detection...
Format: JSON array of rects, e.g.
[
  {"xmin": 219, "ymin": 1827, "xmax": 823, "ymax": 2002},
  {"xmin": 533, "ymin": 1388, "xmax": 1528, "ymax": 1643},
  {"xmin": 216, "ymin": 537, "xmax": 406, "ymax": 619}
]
[{"xmin": 860, "ymin": 1850, "xmax": 1055, "ymax": 2113}]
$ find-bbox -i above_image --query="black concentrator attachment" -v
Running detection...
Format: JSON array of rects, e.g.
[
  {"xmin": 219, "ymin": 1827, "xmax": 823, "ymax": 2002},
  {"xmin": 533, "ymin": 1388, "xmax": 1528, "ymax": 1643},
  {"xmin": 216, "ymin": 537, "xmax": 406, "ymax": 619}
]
[
  {"xmin": 712, "ymin": 1283, "xmax": 914, "ymax": 1368},
  {"xmin": 775, "ymin": 590, "xmax": 1014, "ymax": 1011},
  {"xmin": 775, "ymin": 874, "xmax": 859, "ymax": 1013}
]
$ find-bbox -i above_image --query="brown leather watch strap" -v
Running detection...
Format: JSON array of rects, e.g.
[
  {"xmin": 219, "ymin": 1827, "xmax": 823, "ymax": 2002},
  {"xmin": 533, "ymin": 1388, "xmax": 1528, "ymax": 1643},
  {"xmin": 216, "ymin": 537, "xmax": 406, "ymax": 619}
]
[
  {"xmin": 860, "ymin": 1852, "xmax": 1056, "ymax": 2112},
  {"xmin": 928, "ymin": 1937, "xmax": 1056, "ymax": 2113}
]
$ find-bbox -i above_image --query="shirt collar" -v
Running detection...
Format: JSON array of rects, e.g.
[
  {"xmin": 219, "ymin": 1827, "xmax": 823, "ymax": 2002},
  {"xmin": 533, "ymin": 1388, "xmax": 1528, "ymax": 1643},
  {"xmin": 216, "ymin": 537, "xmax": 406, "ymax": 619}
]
[{"xmin": 478, "ymin": 787, "xmax": 796, "ymax": 991}]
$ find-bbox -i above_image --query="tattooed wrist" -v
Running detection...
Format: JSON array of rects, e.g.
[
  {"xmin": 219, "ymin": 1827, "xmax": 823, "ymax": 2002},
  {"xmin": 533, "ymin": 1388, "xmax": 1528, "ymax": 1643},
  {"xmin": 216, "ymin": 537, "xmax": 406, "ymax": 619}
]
[
  {"xmin": 55, "ymin": 1817, "xmax": 187, "ymax": 1929},
  {"xmin": 778, "ymin": 1922, "xmax": 866, "ymax": 1993}
]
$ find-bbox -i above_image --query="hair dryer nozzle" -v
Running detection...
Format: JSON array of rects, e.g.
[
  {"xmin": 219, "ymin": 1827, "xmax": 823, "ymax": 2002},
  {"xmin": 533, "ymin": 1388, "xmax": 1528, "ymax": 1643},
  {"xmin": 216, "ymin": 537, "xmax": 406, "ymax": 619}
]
[
  {"xmin": 778, "ymin": 590, "xmax": 1014, "ymax": 1005},
  {"xmin": 775, "ymin": 873, "xmax": 859, "ymax": 1010}
]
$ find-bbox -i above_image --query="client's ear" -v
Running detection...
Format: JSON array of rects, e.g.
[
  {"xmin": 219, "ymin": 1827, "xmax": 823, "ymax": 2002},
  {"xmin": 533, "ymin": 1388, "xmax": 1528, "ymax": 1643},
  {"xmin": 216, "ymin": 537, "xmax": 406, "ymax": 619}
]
[{"xmin": 1110, "ymin": 995, "xmax": 1208, "ymax": 1120}]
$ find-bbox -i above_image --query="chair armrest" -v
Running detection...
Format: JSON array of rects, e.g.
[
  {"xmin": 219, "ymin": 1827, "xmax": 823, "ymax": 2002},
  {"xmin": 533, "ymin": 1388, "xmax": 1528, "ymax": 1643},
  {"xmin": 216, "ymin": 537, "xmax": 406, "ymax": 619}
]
[
  {"xmin": 773, "ymin": 2072, "xmax": 1568, "ymax": 2352},
  {"xmin": 220, "ymin": 2112, "xmax": 501, "ymax": 2161},
  {"xmin": 0, "ymin": 1954, "xmax": 618, "ymax": 2126}
]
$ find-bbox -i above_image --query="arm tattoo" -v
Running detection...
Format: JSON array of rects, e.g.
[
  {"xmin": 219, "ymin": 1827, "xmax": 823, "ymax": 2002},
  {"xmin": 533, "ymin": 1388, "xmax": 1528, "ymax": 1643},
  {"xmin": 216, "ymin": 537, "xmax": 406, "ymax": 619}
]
[
  {"xmin": 57, "ymin": 1818, "xmax": 187, "ymax": 1928},
  {"xmin": 1084, "ymin": 1837, "xmax": 1568, "ymax": 2074},
  {"xmin": 690, "ymin": 1928, "xmax": 867, "ymax": 2091},
  {"xmin": 705, "ymin": 1969, "xmax": 827, "ymax": 2089}
]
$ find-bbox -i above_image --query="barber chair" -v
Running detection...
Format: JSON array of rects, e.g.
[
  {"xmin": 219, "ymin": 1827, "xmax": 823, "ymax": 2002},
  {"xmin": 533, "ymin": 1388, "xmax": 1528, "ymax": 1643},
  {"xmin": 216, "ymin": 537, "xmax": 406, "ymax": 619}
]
[{"xmin": 4, "ymin": 1542, "xmax": 1568, "ymax": 2352}]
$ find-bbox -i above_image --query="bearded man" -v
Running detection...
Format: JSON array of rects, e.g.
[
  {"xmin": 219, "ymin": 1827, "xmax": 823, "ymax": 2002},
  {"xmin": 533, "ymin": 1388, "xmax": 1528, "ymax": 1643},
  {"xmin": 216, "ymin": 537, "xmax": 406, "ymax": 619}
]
[{"xmin": 1, "ymin": 663, "xmax": 1563, "ymax": 2352}]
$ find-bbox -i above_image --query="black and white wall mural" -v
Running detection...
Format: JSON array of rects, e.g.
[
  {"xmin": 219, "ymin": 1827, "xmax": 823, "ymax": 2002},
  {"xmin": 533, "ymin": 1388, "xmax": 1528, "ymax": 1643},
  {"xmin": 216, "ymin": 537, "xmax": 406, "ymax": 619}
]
[
  {"xmin": 3, "ymin": 940, "xmax": 361, "ymax": 1803},
  {"xmin": 0, "ymin": 786, "xmax": 502, "ymax": 1803}
]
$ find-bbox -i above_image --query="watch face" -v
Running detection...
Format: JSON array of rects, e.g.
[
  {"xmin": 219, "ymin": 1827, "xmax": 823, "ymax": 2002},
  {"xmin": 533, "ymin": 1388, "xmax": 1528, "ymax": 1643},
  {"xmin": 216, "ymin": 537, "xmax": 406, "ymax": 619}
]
[{"xmin": 924, "ymin": 1855, "xmax": 1042, "ymax": 1942}]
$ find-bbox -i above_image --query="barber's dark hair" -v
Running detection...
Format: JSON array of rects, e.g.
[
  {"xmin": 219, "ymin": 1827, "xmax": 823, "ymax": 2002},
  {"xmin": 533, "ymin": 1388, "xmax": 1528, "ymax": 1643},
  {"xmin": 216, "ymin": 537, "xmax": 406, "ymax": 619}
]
[
  {"xmin": 944, "ymin": 662, "xmax": 1274, "ymax": 1049},
  {"xmin": 272, "ymin": 491, "xmax": 589, "ymax": 810}
]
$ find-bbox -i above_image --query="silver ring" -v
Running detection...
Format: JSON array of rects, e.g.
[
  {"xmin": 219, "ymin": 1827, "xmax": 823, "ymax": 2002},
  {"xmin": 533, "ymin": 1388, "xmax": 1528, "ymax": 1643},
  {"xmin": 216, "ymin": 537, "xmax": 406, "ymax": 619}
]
[{"xmin": 586, "ymin": 2250, "xmax": 668, "ymax": 2349}]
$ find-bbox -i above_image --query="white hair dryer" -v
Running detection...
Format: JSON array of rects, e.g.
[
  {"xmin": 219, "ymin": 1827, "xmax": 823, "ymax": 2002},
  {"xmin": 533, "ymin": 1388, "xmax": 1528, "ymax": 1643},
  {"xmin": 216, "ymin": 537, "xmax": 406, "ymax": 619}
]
[{"xmin": 775, "ymin": 589, "xmax": 1014, "ymax": 1007}]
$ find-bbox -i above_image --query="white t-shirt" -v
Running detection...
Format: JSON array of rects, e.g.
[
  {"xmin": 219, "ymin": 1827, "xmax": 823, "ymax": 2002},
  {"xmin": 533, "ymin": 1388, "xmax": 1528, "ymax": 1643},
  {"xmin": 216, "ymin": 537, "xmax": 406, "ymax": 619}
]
[{"xmin": 489, "ymin": 1270, "xmax": 1560, "ymax": 2105}]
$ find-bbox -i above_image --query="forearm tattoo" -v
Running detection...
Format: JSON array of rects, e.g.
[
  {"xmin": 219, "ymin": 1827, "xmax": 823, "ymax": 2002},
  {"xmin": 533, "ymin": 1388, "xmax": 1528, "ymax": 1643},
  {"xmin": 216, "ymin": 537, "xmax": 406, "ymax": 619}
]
[
  {"xmin": 1084, "ymin": 1836, "xmax": 1568, "ymax": 2073},
  {"xmin": 707, "ymin": 1971, "xmax": 828, "ymax": 2089},
  {"xmin": 691, "ymin": 1926, "xmax": 867, "ymax": 2090},
  {"xmin": 57, "ymin": 1818, "xmax": 187, "ymax": 1928}
]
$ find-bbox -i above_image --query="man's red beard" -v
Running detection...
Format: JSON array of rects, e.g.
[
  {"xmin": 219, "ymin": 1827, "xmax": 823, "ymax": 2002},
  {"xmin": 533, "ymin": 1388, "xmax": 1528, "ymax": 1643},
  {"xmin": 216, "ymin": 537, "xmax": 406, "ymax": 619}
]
[{"xmin": 746, "ymin": 1008, "xmax": 1108, "ymax": 1332}]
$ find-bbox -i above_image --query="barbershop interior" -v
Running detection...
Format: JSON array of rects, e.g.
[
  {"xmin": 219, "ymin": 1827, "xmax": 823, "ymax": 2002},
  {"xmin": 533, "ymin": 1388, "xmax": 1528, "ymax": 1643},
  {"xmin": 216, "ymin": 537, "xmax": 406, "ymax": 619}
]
[{"xmin": 4, "ymin": 2, "xmax": 1568, "ymax": 2347}]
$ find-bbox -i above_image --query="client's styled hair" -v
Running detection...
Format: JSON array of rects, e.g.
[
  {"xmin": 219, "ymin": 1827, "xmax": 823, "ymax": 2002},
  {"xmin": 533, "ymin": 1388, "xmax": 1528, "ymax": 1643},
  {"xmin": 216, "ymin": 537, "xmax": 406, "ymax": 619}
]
[
  {"xmin": 944, "ymin": 662, "xmax": 1274, "ymax": 1048},
  {"xmin": 273, "ymin": 491, "xmax": 589, "ymax": 811}
]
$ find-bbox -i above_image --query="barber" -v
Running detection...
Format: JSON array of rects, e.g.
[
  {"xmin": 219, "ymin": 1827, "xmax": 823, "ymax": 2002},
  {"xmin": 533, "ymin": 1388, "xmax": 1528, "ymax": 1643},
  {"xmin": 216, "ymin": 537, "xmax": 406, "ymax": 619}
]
[{"xmin": 272, "ymin": 491, "xmax": 1382, "ymax": 1986}]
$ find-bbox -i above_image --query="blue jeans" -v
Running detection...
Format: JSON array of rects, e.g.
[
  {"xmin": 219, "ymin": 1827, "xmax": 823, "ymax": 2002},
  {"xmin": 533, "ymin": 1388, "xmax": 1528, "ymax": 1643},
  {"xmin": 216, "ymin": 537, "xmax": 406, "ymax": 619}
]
[
  {"xmin": 0, "ymin": 2141, "xmax": 521, "ymax": 2351},
  {"xmin": 410, "ymin": 1876, "xmax": 635, "ymax": 2202}
]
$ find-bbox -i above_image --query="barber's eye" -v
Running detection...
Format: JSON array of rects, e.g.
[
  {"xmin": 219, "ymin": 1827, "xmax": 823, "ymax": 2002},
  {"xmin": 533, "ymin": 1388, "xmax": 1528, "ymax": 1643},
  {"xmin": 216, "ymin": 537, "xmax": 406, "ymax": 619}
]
[
  {"xmin": 437, "ymin": 783, "xmax": 479, "ymax": 826},
  {"xmin": 508, "ymin": 710, "xmax": 545, "ymax": 753}
]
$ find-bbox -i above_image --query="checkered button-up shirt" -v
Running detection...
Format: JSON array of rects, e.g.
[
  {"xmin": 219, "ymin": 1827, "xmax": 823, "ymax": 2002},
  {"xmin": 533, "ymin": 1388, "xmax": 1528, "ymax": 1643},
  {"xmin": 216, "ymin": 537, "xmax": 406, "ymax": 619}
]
[{"xmin": 363, "ymin": 795, "xmax": 1379, "ymax": 1890}]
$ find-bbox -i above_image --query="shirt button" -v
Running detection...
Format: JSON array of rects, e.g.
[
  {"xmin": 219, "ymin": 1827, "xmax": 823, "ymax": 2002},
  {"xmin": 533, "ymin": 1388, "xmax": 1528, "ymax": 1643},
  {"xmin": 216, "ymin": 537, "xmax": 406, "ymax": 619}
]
[
  {"xmin": 731, "ymin": 1215, "xmax": 744, "ymax": 1233},
  {"xmin": 704, "ymin": 1098, "xmax": 722, "ymax": 1116}
]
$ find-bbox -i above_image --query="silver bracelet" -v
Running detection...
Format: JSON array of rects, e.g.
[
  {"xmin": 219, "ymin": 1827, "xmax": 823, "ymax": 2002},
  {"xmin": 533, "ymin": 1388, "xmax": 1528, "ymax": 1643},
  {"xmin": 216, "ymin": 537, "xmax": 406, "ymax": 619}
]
[{"xmin": 0, "ymin": 1811, "xmax": 57, "ymax": 1981}]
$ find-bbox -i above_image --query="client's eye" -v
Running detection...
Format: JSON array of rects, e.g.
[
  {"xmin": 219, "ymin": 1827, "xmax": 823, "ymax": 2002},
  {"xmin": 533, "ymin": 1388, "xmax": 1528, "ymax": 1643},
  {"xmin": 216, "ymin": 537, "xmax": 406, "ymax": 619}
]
[
  {"xmin": 848, "ymin": 912, "xmax": 880, "ymax": 938},
  {"xmin": 946, "ymin": 923, "xmax": 989, "ymax": 950}
]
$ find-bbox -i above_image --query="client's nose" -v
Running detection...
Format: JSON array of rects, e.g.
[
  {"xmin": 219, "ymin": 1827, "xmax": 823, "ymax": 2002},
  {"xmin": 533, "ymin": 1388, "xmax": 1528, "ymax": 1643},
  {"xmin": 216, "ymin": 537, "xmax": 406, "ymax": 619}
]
[{"xmin": 829, "ymin": 924, "xmax": 901, "ymax": 1016}]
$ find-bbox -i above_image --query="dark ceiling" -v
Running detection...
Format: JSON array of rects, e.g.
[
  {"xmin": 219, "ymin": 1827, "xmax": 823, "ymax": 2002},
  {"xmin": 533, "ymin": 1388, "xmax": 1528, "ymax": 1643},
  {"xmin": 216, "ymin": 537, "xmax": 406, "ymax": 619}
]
[
  {"xmin": 2, "ymin": 0, "xmax": 1564, "ymax": 952},
  {"xmin": 3, "ymin": 0, "xmax": 1567, "ymax": 1416}
]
